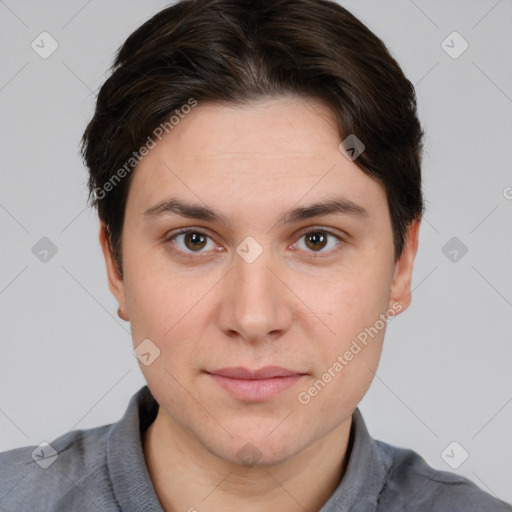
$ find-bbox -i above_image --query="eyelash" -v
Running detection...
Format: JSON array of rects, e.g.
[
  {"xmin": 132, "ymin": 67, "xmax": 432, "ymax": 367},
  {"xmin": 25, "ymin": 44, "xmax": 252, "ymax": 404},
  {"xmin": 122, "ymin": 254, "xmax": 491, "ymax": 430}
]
[{"xmin": 164, "ymin": 227, "xmax": 344, "ymax": 259}]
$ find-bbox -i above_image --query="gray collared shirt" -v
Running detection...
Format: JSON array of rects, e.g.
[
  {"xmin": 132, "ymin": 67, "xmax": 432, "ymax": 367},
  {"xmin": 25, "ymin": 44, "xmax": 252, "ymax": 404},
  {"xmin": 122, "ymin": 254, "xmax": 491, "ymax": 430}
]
[{"xmin": 1, "ymin": 385, "xmax": 510, "ymax": 511}]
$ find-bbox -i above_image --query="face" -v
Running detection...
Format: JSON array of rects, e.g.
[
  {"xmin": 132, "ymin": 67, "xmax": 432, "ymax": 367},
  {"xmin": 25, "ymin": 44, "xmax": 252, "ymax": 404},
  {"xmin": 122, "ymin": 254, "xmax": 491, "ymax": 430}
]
[{"xmin": 100, "ymin": 96, "xmax": 419, "ymax": 466}]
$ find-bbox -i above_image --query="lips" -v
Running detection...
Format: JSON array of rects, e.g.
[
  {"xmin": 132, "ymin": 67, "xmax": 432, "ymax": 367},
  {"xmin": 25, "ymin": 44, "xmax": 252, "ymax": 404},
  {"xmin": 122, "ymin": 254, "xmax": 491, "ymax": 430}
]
[
  {"xmin": 208, "ymin": 366, "xmax": 302, "ymax": 379},
  {"xmin": 205, "ymin": 366, "xmax": 306, "ymax": 401}
]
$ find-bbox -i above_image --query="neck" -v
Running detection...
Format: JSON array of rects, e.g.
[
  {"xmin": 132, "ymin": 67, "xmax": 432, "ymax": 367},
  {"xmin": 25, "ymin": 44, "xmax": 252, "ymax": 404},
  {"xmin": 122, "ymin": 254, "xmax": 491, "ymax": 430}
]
[{"xmin": 142, "ymin": 408, "xmax": 353, "ymax": 512}]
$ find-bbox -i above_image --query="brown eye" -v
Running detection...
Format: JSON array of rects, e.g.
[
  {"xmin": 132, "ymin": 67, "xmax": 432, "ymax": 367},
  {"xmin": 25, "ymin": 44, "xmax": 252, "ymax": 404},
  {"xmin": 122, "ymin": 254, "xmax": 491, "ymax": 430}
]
[
  {"xmin": 295, "ymin": 229, "xmax": 341, "ymax": 254},
  {"xmin": 167, "ymin": 229, "xmax": 216, "ymax": 254},
  {"xmin": 304, "ymin": 231, "xmax": 328, "ymax": 251},
  {"xmin": 183, "ymin": 232, "xmax": 208, "ymax": 251}
]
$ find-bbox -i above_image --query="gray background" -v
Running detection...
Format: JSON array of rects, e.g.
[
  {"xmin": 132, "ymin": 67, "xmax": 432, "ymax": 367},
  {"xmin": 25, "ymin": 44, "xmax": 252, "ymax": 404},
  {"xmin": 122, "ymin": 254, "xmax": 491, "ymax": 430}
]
[{"xmin": 1, "ymin": 0, "xmax": 511, "ymax": 504}]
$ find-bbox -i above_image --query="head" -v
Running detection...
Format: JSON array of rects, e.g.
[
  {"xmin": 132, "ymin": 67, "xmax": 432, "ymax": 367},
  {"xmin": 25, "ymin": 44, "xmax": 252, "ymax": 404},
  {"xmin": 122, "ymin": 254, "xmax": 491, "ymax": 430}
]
[{"xmin": 82, "ymin": 0, "xmax": 423, "ymax": 465}]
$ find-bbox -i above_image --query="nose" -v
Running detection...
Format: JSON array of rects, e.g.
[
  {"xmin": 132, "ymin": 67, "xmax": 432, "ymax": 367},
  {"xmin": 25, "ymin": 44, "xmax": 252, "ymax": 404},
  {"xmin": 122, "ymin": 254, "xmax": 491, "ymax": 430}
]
[{"xmin": 216, "ymin": 245, "xmax": 293, "ymax": 345}]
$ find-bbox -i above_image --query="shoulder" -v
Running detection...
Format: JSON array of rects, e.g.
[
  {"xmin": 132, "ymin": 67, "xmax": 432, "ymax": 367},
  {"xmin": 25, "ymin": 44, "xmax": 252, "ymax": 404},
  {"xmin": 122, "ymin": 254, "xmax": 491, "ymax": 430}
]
[
  {"xmin": 0, "ymin": 424, "xmax": 118, "ymax": 511},
  {"xmin": 374, "ymin": 440, "xmax": 512, "ymax": 511}
]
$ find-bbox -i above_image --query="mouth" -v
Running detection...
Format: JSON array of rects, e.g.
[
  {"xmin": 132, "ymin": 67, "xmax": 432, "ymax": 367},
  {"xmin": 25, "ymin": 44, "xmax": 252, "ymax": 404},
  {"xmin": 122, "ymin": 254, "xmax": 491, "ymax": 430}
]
[{"xmin": 205, "ymin": 366, "xmax": 307, "ymax": 401}]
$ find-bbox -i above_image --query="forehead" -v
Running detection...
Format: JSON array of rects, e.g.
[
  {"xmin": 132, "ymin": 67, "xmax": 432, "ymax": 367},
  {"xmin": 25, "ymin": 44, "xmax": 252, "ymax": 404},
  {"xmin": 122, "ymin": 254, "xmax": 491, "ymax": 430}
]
[
  {"xmin": 166, "ymin": 97, "xmax": 340, "ymax": 161},
  {"xmin": 126, "ymin": 97, "xmax": 386, "ymax": 220}
]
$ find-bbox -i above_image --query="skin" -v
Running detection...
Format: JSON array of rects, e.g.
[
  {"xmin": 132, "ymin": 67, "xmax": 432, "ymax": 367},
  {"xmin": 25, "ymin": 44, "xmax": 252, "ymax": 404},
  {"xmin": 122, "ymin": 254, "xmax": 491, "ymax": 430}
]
[{"xmin": 99, "ymin": 96, "xmax": 420, "ymax": 512}]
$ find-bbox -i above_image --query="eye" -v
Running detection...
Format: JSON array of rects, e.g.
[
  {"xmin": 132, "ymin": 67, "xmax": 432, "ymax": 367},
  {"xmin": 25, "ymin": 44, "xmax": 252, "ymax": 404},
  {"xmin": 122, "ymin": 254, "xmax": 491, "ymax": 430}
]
[
  {"xmin": 166, "ymin": 228, "xmax": 217, "ymax": 254},
  {"xmin": 165, "ymin": 227, "xmax": 343, "ymax": 258},
  {"xmin": 294, "ymin": 228, "xmax": 342, "ymax": 254}
]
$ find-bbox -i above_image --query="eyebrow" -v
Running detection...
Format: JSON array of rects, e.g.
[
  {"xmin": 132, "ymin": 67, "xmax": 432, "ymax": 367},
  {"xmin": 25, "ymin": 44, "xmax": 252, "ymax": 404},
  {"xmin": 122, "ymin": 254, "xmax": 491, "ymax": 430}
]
[{"xmin": 143, "ymin": 196, "xmax": 368, "ymax": 227}]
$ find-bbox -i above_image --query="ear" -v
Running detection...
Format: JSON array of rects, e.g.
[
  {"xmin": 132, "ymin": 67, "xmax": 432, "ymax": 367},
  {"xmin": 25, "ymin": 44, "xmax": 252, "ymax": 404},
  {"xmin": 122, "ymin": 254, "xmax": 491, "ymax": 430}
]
[
  {"xmin": 99, "ymin": 222, "xmax": 129, "ymax": 321},
  {"xmin": 388, "ymin": 219, "xmax": 421, "ymax": 314}
]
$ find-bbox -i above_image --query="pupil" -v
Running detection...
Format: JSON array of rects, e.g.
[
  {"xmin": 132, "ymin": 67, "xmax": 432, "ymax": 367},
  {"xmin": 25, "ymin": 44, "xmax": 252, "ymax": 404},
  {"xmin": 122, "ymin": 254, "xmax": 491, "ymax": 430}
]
[
  {"xmin": 186, "ymin": 232, "xmax": 206, "ymax": 250},
  {"xmin": 307, "ymin": 232, "xmax": 326, "ymax": 250}
]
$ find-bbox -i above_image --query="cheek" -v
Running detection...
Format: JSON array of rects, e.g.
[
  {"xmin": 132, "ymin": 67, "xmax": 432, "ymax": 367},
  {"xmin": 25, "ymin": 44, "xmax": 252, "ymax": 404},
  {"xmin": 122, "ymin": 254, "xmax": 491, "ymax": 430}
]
[
  {"xmin": 308, "ymin": 259, "xmax": 394, "ymax": 353},
  {"xmin": 298, "ymin": 259, "xmax": 394, "ymax": 412},
  {"xmin": 126, "ymin": 271, "xmax": 201, "ymax": 346},
  {"xmin": 123, "ymin": 249, "xmax": 222, "ymax": 374},
  {"xmin": 298, "ymin": 280, "xmax": 389, "ymax": 417},
  {"xmin": 122, "ymin": 242, "xmax": 181, "ymax": 343}
]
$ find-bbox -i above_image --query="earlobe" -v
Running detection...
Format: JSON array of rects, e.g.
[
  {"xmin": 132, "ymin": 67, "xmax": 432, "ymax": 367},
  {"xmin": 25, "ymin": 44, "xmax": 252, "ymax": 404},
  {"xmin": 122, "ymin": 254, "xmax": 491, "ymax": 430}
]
[
  {"xmin": 388, "ymin": 220, "xmax": 421, "ymax": 314},
  {"xmin": 117, "ymin": 307, "xmax": 129, "ymax": 321},
  {"xmin": 98, "ymin": 222, "xmax": 129, "ymax": 321}
]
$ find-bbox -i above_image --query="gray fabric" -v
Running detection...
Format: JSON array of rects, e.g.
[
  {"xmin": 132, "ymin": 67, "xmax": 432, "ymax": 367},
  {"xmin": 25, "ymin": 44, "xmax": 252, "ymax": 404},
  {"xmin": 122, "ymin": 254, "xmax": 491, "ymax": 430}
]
[{"xmin": 1, "ymin": 385, "xmax": 510, "ymax": 511}]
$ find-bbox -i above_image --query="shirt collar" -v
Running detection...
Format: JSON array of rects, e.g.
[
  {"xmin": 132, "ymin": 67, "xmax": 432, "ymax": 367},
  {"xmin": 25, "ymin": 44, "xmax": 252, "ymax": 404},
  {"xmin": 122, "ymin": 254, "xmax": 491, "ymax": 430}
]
[
  {"xmin": 107, "ymin": 385, "xmax": 163, "ymax": 511},
  {"xmin": 107, "ymin": 386, "xmax": 388, "ymax": 511},
  {"xmin": 319, "ymin": 408, "xmax": 388, "ymax": 511}
]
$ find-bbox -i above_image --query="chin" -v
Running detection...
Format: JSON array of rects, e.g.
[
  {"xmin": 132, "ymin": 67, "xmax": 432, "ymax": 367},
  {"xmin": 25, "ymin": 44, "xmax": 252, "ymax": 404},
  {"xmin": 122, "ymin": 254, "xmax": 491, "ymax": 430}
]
[{"xmin": 207, "ymin": 426, "xmax": 306, "ymax": 467}]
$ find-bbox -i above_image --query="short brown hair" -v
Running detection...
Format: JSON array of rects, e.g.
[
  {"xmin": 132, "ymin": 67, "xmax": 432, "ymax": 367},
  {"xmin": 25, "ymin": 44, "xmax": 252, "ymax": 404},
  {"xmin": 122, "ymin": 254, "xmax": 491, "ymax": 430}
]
[{"xmin": 81, "ymin": 0, "xmax": 424, "ymax": 274}]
